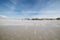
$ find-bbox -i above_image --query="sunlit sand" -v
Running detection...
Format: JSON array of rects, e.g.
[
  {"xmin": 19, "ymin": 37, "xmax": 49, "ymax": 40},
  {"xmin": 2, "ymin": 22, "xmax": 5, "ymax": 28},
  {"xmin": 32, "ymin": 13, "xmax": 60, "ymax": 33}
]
[{"xmin": 0, "ymin": 19, "xmax": 60, "ymax": 40}]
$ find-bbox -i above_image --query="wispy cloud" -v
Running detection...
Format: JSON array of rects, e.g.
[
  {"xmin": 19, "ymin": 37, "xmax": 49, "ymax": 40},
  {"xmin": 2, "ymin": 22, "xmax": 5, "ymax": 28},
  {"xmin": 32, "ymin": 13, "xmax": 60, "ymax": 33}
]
[
  {"xmin": 0, "ymin": 0, "xmax": 60, "ymax": 18},
  {"xmin": 0, "ymin": 15, "xmax": 8, "ymax": 18}
]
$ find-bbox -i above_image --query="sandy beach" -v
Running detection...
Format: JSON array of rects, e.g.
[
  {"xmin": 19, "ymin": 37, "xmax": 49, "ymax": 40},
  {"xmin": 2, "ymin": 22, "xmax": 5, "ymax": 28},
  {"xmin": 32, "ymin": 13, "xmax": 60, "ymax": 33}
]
[{"xmin": 0, "ymin": 20, "xmax": 60, "ymax": 40}]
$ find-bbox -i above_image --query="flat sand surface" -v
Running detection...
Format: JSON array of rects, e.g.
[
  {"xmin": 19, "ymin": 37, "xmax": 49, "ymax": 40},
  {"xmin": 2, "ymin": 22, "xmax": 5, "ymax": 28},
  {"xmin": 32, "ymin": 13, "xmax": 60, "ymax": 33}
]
[{"xmin": 0, "ymin": 20, "xmax": 60, "ymax": 40}]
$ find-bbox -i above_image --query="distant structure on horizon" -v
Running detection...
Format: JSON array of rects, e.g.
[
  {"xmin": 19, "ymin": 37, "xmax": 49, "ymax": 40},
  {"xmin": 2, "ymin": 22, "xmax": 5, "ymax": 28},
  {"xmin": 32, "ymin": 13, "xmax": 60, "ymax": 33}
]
[
  {"xmin": 56, "ymin": 17, "xmax": 60, "ymax": 20},
  {"xmin": 25, "ymin": 17, "xmax": 60, "ymax": 20}
]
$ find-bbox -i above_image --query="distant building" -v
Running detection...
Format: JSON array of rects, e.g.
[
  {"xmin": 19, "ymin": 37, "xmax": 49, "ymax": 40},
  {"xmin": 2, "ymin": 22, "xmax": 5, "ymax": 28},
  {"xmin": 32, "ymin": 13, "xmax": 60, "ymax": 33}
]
[{"xmin": 56, "ymin": 18, "xmax": 60, "ymax": 20}]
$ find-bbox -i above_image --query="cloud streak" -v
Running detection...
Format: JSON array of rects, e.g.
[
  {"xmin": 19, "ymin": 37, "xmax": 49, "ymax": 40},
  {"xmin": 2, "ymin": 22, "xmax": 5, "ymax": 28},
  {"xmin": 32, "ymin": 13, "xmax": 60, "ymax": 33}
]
[
  {"xmin": 0, "ymin": 0, "xmax": 60, "ymax": 18},
  {"xmin": 0, "ymin": 15, "xmax": 8, "ymax": 18}
]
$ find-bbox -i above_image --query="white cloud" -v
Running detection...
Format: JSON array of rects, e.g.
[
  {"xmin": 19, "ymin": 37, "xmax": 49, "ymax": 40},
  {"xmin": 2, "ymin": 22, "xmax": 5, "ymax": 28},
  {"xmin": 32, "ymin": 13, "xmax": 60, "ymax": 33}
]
[{"xmin": 0, "ymin": 15, "xmax": 8, "ymax": 18}]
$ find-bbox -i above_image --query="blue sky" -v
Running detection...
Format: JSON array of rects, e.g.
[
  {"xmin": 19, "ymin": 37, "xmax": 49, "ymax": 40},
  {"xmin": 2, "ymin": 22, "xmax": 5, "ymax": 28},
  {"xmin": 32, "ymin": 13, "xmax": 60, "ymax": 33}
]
[{"xmin": 0, "ymin": 0, "xmax": 60, "ymax": 18}]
